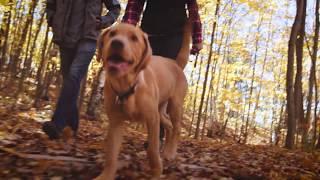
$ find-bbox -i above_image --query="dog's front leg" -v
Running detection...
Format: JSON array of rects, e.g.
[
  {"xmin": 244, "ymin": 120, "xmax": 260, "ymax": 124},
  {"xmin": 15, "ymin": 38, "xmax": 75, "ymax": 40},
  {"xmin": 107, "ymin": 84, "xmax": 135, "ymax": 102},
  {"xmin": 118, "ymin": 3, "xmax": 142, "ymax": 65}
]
[
  {"xmin": 95, "ymin": 121, "xmax": 124, "ymax": 180},
  {"xmin": 146, "ymin": 113, "xmax": 163, "ymax": 179}
]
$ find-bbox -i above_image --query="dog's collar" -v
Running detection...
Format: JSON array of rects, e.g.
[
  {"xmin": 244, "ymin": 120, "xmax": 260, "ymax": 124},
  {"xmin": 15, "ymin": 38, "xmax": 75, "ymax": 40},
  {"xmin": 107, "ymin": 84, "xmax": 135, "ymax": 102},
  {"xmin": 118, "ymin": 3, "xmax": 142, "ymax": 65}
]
[{"xmin": 110, "ymin": 81, "xmax": 138, "ymax": 104}]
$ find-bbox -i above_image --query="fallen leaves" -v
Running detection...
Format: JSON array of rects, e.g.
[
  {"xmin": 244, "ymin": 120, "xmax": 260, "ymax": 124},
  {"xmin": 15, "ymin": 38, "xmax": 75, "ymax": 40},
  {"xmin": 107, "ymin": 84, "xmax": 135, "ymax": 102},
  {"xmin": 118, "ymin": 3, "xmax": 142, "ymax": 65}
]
[{"xmin": 0, "ymin": 96, "xmax": 319, "ymax": 179}]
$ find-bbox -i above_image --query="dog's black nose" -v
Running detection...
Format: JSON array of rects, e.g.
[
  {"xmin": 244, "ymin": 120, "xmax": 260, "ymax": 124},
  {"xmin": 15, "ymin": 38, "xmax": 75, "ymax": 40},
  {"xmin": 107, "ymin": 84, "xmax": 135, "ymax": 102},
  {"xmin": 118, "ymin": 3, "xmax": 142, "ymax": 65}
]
[{"xmin": 110, "ymin": 39, "xmax": 124, "ymax": 50}]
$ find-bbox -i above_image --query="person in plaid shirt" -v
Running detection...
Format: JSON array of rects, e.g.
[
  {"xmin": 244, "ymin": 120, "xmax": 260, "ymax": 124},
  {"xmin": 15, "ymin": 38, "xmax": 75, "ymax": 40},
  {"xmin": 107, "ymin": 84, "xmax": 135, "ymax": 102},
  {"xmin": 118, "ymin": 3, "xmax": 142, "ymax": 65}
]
[
  {"xmin": 122, "ymin": 0, "xmax": 203, "ymax": 145},
  {"xmin": 123, "ymin": 0, "xmax": 203, "ymax": 56}
]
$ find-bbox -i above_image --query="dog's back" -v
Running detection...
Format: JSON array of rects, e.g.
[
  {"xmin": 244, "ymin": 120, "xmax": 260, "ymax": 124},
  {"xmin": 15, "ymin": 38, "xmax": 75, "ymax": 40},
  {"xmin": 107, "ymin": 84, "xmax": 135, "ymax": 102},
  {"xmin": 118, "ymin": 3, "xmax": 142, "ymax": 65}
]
[
  {"xmin": 148, "ymin": 56, "xmax": 187, "ymax": 104},
  {"xmin": 147, "ymin": 17, "xmax": 191, "ymax": 103}
]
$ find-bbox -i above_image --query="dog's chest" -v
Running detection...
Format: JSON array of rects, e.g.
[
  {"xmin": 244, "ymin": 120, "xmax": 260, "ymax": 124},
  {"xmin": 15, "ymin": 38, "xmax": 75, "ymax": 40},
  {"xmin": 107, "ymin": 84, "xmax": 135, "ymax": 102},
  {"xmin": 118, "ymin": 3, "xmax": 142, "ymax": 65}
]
[{"xmin": 115, "ymin": 96, "xmax": 145, "ymax": 122}]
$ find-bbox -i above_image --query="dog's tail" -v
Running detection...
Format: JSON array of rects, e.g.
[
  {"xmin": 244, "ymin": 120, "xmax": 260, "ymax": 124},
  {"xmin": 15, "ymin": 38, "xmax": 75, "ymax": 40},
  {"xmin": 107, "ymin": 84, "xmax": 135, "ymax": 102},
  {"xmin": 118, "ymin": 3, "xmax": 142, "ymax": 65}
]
[{"xmin": 176, "ymin": 18, "xmax": 192, "ymax": 69}]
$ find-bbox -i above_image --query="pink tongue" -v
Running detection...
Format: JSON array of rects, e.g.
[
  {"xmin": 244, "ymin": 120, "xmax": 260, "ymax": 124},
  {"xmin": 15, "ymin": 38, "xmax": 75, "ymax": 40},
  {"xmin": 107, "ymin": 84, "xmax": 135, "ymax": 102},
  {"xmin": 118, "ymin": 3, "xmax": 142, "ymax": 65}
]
[{"xmin": 108, "ymin": 61, "xmax": 129, "ymax": 71}]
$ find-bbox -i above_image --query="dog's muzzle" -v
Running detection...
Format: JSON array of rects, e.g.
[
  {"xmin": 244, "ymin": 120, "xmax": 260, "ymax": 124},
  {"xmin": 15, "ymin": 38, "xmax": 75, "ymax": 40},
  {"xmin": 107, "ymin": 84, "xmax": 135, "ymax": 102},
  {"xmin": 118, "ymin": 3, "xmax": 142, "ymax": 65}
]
[{"xmin": 110, "ymin": 39, "xmax": 124, "ymax": 51}]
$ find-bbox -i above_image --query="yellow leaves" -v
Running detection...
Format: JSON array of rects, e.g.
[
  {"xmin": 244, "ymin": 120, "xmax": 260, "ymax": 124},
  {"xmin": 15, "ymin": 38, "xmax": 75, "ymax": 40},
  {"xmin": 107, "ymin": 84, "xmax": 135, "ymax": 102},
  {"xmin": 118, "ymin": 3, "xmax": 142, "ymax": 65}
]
[
  {"xmin": 198, "ymin": 0, "xmax": 218, "ymax": 10},
  {"xmin": 219, "ymin": 88, "xmax": 242, "ymax": 111},
  {"xmin": 247, "ymin": 1, "xmax": 260, "ymax": 11},
  {"xmin": 237, "ymin": 0, "xmax": 260, "ymax": 10},
  {"xmin": 0, "ymin": 0, "xmax": 9, "ymax": 6},
  {"xmin": 236, "ymin": 0, "xmax": 276, "ymax": 12},
  {"xmin": 0, "ymin": 0, "xmax": 13, "ymax": 13},
  {"xmin": 229, "ymin": 39, "xmax": 250, "ymax": 60}
]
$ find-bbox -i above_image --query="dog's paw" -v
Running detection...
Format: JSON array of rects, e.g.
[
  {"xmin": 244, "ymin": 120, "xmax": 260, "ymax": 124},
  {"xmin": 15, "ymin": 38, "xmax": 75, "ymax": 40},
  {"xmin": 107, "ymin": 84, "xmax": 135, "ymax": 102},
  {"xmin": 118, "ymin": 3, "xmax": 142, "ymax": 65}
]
[
  {"xmin": 149, "ymin": 168, "xmax": 162, "ymax": 180},
  {"xmin": 162, "ymin": 150, "xmax": 176, "ymax": 161},
  {"xmin": 162, "ymin": 144, "xmax": 178, "ymax": 160}
]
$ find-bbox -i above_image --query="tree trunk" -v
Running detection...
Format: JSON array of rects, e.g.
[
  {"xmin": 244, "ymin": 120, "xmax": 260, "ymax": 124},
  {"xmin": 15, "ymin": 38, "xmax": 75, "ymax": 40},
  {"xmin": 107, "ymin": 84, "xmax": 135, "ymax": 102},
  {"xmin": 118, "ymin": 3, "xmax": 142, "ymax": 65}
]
[
  {"xmin": 206, "ymin": 20, "xmax": 227, "ymax": 138},
  {"xmin": 243, "ymin": 15, "xmax": 264, "ymax": 143},
  {"xmin": 285, "ymin": 0, "xmax": 305, "ymax": 149},
  {"xmin": 222, "ymin": 111, "xmax": 231, "ymax": 138},
  {"xmin": 189, "ymin": 57, "xmax": 204, "ymax": 136},
  {"xmin": 317, "ymin": 117, "xmax": 320, "ymax": 148},
  {"xmin": 194, "ymin": 0, "xmax": 220, "ymax": 139},
  {"xmin": 34, "ymin": 26, "xmax": 50, "ymax": 108},
  {"xmin": 0, "ymin": 0, "xmax": 13, "ymax": 72},
  {"xmin": 15, "ymin": 3, "xmax": 40, "ymax": 97},
  {"xmin": 295, "ymin": 0, "xmax": 307, "ymax": 146},
  {"xmin": 8, "ymin": 0, "xmax": 37, "ymax": 81},
  {"xmin": 185, "ymin": 54, "xmax": 199, "ymax": 111},
  {"xmin": 314, "ymin": 85, "xmax": 319, "ymax": 147},
  {"xmin": 78, "ymin": 73, "xmax": 88, "ymax": 113},
  {"xmin": 86, "ymin": 67, "xmax": 105, "ymax": 118},
  {"xmin": 201, "ymin": 82, "xmax": 214, "ymax": 140},
  {"xmin": 6, "ymin": 0, "xmax": 23, "ymax": 74},
  {"xmin": 308, "ymin": 0, "xmax": 320, "ymax": 148},
  {"xmin": 275, "ymin": 103, "xmax": 285, "ymax": 146},
  {"xmin": 41, "ymin": 63, "xmax": 56, "ymax": 100},
  {"xmin": 252, "ymin": 13, "xmax": 274, "ymax": 127},
  {"xmin": 26, "ymin": 8, "xmax": 46, "ymax": 78}
]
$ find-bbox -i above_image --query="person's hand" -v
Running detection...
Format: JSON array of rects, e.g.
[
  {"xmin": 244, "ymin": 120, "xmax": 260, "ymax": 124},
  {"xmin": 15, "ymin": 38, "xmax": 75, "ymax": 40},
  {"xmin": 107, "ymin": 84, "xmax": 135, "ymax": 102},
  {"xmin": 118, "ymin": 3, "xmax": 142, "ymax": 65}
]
[
  {"xmin": 191, "ymin": 42, "xmax": 203, "ymax": 55},
  {"xmin": 97, "ymin": 16, "xmax": 112, "ymax": 30},
  {"xmin": 96, "ymin": 16, "xmax": 102, "ymax": 29}
]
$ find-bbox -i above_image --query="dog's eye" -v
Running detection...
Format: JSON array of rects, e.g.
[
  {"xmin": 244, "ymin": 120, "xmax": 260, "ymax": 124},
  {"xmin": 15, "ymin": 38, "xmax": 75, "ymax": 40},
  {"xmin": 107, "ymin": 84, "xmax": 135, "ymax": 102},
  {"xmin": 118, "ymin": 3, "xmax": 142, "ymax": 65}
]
[
  {"xmin": 109, "ymin": 31, "xmax": 116, "ymax": 37},
  {"xmin": 130, "ymin": 35, "xmax": 138, "ymax": 42}
]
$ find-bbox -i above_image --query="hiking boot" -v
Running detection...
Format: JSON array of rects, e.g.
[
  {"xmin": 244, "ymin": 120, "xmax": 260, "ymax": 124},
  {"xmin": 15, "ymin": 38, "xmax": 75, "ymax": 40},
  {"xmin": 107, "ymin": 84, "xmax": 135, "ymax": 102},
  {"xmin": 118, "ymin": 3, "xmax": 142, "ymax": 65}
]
[{"xmin": 42, "ymin": 121, "xmax": 61, "ymax": 140}]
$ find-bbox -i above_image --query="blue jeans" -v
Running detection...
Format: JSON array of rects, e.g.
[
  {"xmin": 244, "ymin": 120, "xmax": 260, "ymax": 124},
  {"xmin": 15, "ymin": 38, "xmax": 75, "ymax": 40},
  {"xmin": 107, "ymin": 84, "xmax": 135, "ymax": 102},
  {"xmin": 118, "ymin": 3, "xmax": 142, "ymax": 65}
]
[{"xmin": 52, "ymin": 39, "xmax": 96, "ymax": 132}]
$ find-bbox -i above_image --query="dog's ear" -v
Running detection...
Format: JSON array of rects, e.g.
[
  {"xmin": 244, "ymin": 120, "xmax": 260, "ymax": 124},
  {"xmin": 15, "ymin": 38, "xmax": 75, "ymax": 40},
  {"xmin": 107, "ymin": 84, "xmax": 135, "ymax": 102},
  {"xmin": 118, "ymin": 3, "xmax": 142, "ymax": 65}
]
[
  {"xmin": 135, "ymin": 33, "xmax": 152, "ymax": 72},
  {"xmin": 96, "ymin": 28, "xmax": 111, "ymax": 62}
]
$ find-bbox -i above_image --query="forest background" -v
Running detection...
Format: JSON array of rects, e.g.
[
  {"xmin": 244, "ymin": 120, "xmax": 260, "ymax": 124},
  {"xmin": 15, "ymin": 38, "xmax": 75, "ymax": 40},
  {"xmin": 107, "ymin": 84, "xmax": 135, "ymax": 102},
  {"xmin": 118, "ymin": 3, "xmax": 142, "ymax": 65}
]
[{"xmin": 0, "ymin": 0, "xmax": 320, "ymax": 150}]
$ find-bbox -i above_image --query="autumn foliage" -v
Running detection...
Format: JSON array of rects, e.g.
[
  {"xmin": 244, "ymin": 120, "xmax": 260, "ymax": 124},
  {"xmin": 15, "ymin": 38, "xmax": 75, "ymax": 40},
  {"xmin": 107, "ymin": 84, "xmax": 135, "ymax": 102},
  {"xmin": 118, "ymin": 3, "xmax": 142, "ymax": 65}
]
[{"xmin": 0, "ymin": 0, "xmax": 320, "ymax": 179}]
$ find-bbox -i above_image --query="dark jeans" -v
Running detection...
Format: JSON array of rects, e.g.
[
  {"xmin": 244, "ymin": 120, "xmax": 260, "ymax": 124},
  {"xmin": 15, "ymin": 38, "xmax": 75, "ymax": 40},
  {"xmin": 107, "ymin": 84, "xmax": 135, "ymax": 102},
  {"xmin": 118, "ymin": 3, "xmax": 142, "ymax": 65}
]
[
  {"xmin": 52, "ymin": 39, "xmax": 96, "ymax": 132},
  {"xmin": 149, "ymin": 33, "xmax": 183, "ymax": 59},
  {"xmin": 148, "ymin": 33, "xmax": 183, "ymax": 140}
]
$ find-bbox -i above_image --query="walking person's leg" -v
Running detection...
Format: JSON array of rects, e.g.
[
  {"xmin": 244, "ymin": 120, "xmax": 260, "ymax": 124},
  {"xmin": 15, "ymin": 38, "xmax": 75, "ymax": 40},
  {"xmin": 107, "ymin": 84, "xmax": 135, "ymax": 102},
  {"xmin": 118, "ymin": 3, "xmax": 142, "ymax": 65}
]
[
  {"xmin": 147, "ymin": 34, "xmax": 183, "ymax": 145},
  {"xmin": 42, "ymin": 46, "xmax": 76, "ymax": 139},
  {"xmin": 60, "ymin": 47, "xmax": 76, "ymax": 79},
  {"xmin": 42, "ymin": 40, "xmax": 97, "ymax": 139},
  {"xmin": 65, "ymin": 40, "xmax": 97, "ymax": 132}
]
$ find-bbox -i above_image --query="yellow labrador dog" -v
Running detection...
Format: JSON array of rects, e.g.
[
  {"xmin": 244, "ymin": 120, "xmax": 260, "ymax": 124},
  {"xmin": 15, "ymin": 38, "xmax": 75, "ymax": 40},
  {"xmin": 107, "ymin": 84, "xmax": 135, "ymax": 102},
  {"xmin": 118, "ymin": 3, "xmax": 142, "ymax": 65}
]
[{"xmin": 95, "ymin": 21, "xmax": 191, "ymax": 179}]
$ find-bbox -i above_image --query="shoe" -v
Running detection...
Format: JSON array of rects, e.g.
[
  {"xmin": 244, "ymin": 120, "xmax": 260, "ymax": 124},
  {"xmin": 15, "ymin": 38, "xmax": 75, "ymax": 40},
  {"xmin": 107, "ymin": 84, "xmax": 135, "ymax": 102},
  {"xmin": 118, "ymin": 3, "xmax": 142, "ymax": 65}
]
[{"xmin": 42, "ymin": 121, "xmax": 61, "ymax": 140}]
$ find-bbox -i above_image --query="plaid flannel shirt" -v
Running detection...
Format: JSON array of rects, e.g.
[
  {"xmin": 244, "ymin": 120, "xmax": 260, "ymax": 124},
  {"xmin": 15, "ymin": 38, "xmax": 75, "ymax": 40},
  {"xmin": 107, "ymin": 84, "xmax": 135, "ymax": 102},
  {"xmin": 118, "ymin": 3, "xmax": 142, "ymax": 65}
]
[{"xmin": 122, "ymin": 0, "xmax": 202, "ymax": 45}]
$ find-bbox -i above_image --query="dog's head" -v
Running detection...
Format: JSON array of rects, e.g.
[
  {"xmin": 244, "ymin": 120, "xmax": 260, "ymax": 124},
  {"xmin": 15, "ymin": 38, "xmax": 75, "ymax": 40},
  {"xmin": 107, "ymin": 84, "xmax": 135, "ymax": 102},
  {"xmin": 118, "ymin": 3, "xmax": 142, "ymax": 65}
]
[{"xmin": 97, "ymin": 23, "xmax": 152, "ymax": 77}]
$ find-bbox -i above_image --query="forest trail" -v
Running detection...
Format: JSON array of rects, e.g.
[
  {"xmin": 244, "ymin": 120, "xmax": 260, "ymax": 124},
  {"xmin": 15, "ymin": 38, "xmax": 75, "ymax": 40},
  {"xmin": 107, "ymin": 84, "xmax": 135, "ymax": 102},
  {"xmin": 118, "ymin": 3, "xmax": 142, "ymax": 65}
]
[{"xmin": 0, "ymin": 96, "xmax": 319, "ymax": 180}]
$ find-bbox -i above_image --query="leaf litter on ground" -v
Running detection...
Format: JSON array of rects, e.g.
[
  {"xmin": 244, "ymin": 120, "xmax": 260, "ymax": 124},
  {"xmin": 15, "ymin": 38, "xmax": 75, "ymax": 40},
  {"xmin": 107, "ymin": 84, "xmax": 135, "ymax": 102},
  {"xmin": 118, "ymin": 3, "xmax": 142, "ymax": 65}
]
[{"xmin": 0, "ymin": 96, "xmax": 319, "ymax": 180}]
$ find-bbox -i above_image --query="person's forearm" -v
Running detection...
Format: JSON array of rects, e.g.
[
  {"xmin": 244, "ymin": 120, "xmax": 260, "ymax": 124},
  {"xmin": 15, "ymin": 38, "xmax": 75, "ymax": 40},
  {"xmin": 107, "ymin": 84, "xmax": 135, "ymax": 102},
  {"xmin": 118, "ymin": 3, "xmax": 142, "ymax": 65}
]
[
  {"xmin": 101, "ymin": 7, "xmax": 121, "ymax": 28},
  {"xmin": 187, "ymin": 0, "xmax": 203, "ymax": 44},
  {"xmin": 102, "ymin": 0, "xmax": 121, "ymax": 28},
  {"xmin": 122, "ymin": 0, "xmax": 145, "ymax": 25}
]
